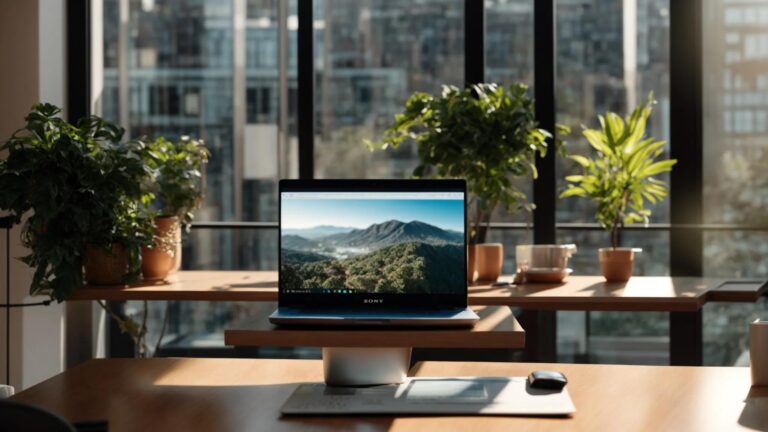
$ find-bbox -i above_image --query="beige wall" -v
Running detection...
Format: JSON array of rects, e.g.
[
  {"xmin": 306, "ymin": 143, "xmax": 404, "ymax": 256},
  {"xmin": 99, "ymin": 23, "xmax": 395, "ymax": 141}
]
[
  {"xmin": 0, "ymin": 1, "xmax": 39, "ymax": 137},
  {"xmin": 0, "ymin": 0, "xmax": 68, "ymax": 390}
]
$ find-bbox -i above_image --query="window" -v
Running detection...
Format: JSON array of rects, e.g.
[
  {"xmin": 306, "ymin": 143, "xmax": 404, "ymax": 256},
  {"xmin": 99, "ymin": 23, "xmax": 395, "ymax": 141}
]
[
  {"xmin": 91, "ymin": 0, "xmax": 767, "ymax": 363},
  {"xmin": 702, "ymin": 0, "xmax": 768, "ymax": 366},
  {"xmin": 554, "ymin": 0, "xmax": 672, "ymax": 364},
  {"xmin": 101, "ymin": 0, "xmax": 297, "ymax": 352},
  {"xmin": 313, "ymin": 0, "xmax": 464, "ymax": 179},
  {"xmin": 484, "ymin": 0, "xmax": 536, "ymax": 259}
]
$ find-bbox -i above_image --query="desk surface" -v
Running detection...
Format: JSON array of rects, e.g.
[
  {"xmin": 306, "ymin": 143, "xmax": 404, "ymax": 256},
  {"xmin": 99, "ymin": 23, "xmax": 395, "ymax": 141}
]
[
  {"xmin": 469, "ymin": 276, "xmax": 719, "ymax": 311},
  {"xmin": 69, "ymin": 271, "xmax": 278, "ymax": 301},
  {"xmin": 10, "ymin": 358, "xmax": 765, "ymax": 432},
  {"xmin": 68, "ymin": 271, "xmax": 766, "ymax": 310},
  {"xmin": 225, "ymin": 304, "xmax": 524, "ymax": 349}
]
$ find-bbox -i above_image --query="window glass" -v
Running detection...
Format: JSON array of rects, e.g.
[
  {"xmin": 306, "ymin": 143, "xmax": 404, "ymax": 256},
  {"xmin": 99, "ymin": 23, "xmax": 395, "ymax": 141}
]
[
  {"xmin": 313, "ymin": 0, "xmax": 464, "ymax": 179},
  {"xmin": 103, "ymin": 0, "xmax": 294, "ymax": 353},
  {"xmin": 703, "ymin": 0, "xmax": 768, "ymax": 226},
  {"xmin": 486, "ymin": 0, "xmax": 535, "ymax": 223},
  {"xmin": 553, "ymin": 0, "xmax": 671, "ymax": 365},
  {"xmin": 701, "ymin": 0, "xmax": 768, "ymax": 366},
  {"xmin": 485, "ymin": 0, "xmax": 534, "ymax": 86},
  {"xmin": 556, "ymin": 0, "xmax": 671, "ymax": 225}
]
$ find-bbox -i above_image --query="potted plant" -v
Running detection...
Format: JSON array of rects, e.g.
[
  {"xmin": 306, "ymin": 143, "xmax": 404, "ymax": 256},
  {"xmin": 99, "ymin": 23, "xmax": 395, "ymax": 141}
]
[
  {"xmin": 368, "ymin": 83, "xmax": 562, "ymax": 282},
  {"xmin": 0, "ymin": 103, "xmax": 155, "ymax": 300},
  {"xmin": 560, "ymin": 95, "xmax": 676, "ymax": 282},
  {"xmin": 140, "ymin": 136, "xmax": 209, "ymax": 280}
]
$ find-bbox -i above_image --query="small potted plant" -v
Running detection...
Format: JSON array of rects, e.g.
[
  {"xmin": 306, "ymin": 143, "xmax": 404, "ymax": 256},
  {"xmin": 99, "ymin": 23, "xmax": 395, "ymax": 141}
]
[
  {"xmin": 368, "ymin": 83, "xmax": 562, "ymax": 282},
  {"xmin": 560, "ymin": 95, "xmax": 676, "ymax": 282},
  {"xmin": 0, "ymin": 103, "xmax": 155, "ymax": 300},
  {"xmin": 140, "ymin": 136, "xmax": 209, "ymax": 280}
]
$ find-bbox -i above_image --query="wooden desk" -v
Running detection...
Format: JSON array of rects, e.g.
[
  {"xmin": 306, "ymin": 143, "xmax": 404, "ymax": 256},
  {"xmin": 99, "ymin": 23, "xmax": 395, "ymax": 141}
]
[
  {"xmin": 10, "ymin": 358, "xmax": 765, "ymax": 432},
  {"xmin": 225, "ymin": 305, "xmax": 524, "ymax": 349}
]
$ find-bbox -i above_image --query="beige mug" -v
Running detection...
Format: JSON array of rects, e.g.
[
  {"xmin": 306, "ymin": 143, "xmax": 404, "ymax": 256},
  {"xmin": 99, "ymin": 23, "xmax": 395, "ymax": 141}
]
[{"xmin": 474, "ymin": 243, "xmax": 504, "ymax": 282}]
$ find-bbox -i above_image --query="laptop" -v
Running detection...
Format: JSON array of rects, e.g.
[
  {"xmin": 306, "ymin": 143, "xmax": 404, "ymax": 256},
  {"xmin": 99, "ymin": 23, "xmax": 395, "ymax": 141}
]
[{"xmin": 270, "ymin": 179, "xmax": 479, "ymax": 327}]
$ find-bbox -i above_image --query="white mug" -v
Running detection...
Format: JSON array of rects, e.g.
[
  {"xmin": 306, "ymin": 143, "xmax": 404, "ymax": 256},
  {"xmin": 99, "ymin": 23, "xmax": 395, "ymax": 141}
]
[
  {"xmin": 0, "ymin": 384, "xmax": 15, "ymax": 398},
  {"xmin": 750, "ymin": 319, "xmax": 768, "ymax": 386}
]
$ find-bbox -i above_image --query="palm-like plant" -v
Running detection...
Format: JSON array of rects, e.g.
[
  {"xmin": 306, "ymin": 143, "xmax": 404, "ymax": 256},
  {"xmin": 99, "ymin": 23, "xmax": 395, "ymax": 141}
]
[{"xmin": 560, "ymin": 95, "xmax": 676, "ymax": 248}]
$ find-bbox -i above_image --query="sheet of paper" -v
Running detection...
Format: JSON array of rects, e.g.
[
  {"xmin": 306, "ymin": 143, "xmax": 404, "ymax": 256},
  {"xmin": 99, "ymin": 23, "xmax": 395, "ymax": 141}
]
[{"xmin": 281, "ymin": 376, "xmax": 576, "ymax": 416}]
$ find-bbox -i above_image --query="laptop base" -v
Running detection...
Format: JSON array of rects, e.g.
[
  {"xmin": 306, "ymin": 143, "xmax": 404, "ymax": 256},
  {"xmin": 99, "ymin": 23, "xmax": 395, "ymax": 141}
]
[{"xmin": 268, "ymin": 307, "xmax": 479, "ymax": 327}]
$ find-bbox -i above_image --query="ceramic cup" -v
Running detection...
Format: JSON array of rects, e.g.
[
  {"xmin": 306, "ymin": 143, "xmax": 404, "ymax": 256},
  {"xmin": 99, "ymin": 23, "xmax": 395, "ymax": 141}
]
[
  {"xmin": 515, "ymin": 244, "xmax": 577, "ymax": 271},
  {"xmin": 0, "ymin": 384, "xmax": 15, "ymax": 398},
  {"xmin": 750, "ymin": 319, "xmax": 768, "ymax": 386},
  {"xmin": 474, "ymin": 243, "xmax": 504, "ymax": 282}
]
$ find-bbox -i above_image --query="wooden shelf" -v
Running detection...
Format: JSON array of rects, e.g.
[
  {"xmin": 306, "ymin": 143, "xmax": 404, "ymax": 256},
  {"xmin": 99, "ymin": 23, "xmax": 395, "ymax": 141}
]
[
  {"xmin": 68, "ymin": 271, "xmax": 278, "ymax": 301},
  {"xmin": 224, "ymin": 305, "xmax": 524, "ymax": 349},
  {"xmin": 68, "ymin": 271, "xmax": 765, "ymax": 310},
  {"xmin": 468, "ymin": 276, "xmax": 718, "ymax": 312},
  {"xmin": 707, "ymin": 280, "xmax": 768, "ymax": 302}
]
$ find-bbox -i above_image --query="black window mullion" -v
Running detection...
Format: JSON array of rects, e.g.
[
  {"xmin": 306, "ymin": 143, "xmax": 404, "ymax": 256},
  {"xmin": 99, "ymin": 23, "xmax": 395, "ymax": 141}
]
[
  {"xmin": 67, "ymin": 0, "xmax": 91, "ymax": 123},
  {"xmin": 533, "ymin": 0, "xmax": 557, "ymax": 244},
  {"xmin": 297, "ymin": 0, "xmax": 314, "ymax": 180},
  {"xmin": 464, "ymin": 0, "xmax": 484, "ymax": 86},
  {"xmin": 670, "ymin": 0, "xmax": 703, "ymax": 276}
]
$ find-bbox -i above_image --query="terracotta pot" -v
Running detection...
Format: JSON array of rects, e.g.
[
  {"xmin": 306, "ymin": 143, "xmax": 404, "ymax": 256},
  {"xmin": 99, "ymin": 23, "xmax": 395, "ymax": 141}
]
[
  {"xmin": 474, "ymin": 243, "xmax": 504, "ymax": 282},
  {"xmin": 142, "ymin": 216, "xmax": 179, "ymax": 281},
  {"xmin": 598, "ymin": 247, "xmax": 638, "ymax": 282},
  {"xmin": 467, "ymin": 245, "xmax": 477, "ymax": 284},
  {"xmin": 84, "ymin": 244, "xmax": 129, "ymax": 286}
]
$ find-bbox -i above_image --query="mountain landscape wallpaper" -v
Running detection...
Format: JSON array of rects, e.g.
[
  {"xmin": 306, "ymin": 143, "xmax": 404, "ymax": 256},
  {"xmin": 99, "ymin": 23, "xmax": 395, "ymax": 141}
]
[{"xmin": 280, "ymin": 198, "xmax": 465, "ymax": 295}]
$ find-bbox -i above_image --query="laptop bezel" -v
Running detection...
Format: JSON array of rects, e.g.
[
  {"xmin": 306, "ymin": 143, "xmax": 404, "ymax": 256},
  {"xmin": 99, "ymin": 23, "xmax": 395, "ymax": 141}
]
[{"xmin": 278, "ymin": 179, "xmax": 468, "ymax": 309}]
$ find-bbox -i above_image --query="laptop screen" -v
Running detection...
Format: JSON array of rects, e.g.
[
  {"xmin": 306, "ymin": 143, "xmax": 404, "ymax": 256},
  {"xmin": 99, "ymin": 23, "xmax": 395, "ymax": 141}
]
[{"xmin": 279, "ymin": 182, "xmax": 466, "ymax": 306}]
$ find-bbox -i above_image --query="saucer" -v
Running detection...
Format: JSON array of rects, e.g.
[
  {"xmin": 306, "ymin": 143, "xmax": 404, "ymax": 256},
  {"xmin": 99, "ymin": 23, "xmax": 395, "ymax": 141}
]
[{"xmin": 523, "ymin": 268, "xmax": 572, "ymax": 283}]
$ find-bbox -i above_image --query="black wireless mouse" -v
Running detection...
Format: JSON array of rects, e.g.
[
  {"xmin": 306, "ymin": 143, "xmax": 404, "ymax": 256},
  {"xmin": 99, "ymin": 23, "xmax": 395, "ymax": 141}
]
[{"xmin": 527, "ymin": 370, "xmax": 568, "ymax": 390}]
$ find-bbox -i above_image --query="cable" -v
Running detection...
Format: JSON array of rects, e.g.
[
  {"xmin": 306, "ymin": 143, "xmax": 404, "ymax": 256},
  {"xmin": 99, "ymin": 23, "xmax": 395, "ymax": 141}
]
[{"xmin": 1, "ymin": 301, "xmax": 52, "ymax": 308}]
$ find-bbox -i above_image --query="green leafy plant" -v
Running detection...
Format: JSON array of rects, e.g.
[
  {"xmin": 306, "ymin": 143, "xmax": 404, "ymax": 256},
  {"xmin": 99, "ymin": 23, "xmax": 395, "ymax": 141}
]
[
  {"xmin": 368, "ymin": 83, "xmax": 565, "ymax": 244},
  {"xmin": 0, "ymin": 103, "xmax": 155, "ymax": 302},
  {"xmin": 142, "ymin": 136, "xmax": 209, "ymax": 229},
  {"xmin": 560, "ymin": 95, "xmax": 677, "ymax": 248}
]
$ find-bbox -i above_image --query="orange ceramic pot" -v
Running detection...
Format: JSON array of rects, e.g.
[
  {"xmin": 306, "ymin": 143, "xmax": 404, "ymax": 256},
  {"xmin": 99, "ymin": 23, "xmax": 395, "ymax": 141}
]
[
  {"xmin": 84, "ymin": 244, "xmax": 129, "ymax": 286},
  {"xmin": 598, "ymin": 247, "xmax": 638, "ymax": 282},
  {"xmin": 141, "ymin": 216, "xmax": 179, "ymax": 281},
  {"xmin": 474, "ymin": 243, "xmax": 504, "ymax": 282}
]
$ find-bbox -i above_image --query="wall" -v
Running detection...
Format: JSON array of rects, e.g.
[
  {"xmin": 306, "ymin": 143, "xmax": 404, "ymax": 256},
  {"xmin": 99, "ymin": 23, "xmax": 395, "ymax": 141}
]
[{"xmin": 0, "ymin": 0, "xmax": 68, "ymax": 390}]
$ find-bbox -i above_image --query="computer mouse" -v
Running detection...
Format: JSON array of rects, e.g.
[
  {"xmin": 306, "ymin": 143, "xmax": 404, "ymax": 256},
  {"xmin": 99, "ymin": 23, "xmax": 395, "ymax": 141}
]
[{"xmin": 527, "ymin": 370, "xmax": 568, "ymax": 390}]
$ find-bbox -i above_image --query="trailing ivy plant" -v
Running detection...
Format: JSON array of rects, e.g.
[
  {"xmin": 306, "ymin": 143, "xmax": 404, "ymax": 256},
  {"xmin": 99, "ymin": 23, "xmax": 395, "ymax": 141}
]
[
  {"xmin": 368, "ymin": 83, "xmax": 567, "ymax": 244},
  {"xmin": 560, "ymin": 95, "xmax": 677, "ymax": 249},
  {"xmin": 0, "ymin": 103, "xmax": 155, "ymax": 302},
  {"xmin": 142, "ymin": 136, "xmax": 209, "ymax": 229}
]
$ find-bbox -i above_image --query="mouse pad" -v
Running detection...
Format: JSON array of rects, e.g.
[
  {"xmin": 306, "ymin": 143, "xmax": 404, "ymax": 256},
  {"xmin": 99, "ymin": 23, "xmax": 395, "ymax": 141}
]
[{"xmin": 281, "ymin": 377, "xmax": 576, "ymax": 416}]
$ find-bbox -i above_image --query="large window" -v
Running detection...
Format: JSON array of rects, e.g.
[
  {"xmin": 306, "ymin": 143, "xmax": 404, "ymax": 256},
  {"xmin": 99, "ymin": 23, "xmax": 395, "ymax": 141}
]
[
  {"xmin": 93, "ymin": 0, "xmax": 766, "ymax": 363},
  {"xmin": 702, "ymin": 0, "xmax": 768, "ymax": 365},
  {"xmin": 556, "ymin": 0, "xmax": 671, "ymax": 273},
  {"xmin": 102, "ymin": 0, "xmax": 297, "ymax": 351},
  {"xmin": 554, "ymin": 0, "xmax": 671, "ymax": 364},
  {"xmin": 313, "ymin": 0, "xmax": 464, "ymax": 179}
]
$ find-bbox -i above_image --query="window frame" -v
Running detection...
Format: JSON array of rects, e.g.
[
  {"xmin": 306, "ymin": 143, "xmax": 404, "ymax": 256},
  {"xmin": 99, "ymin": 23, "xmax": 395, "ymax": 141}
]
[{"xmin": 68, "ymin": 0, "xmax": 768, "ymax": 356}]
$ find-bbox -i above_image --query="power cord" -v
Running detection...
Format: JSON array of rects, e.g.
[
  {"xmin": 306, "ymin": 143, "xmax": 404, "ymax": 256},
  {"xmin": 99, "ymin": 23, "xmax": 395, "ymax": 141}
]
[{"xmin": 1, "ymin": 301, "xmax": 52, "ymax": 308}]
